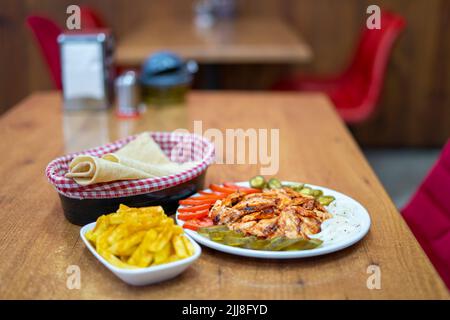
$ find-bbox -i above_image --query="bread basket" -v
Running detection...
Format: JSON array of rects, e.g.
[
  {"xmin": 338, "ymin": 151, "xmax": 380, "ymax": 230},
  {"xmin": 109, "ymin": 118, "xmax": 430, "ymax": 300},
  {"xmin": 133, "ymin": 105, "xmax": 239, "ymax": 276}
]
[{"xmin": 46, "ymin": 132, "xmax": 215, "ymax": 225}]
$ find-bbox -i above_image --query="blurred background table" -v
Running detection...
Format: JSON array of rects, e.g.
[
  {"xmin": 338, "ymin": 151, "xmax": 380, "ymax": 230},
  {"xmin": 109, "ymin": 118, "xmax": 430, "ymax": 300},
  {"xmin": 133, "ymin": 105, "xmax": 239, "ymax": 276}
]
[
  {"xmin": 0, "ymin": 91, "xmax": 448, "ymax": 299},
  {"xmin": 116, "ymin": 17, "xmax": 312, "ymax": 65}
]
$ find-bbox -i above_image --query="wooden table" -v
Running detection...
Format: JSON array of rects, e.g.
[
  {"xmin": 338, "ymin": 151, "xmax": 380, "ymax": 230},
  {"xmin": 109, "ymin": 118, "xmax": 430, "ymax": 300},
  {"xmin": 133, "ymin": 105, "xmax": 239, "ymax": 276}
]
[
  {"xmin": 0, "ymin": 91, "xmax": 448, "ymax": 299},
  {"xmin": 116, "ymin": 17, "xmax": 312, "ymax": 65}
]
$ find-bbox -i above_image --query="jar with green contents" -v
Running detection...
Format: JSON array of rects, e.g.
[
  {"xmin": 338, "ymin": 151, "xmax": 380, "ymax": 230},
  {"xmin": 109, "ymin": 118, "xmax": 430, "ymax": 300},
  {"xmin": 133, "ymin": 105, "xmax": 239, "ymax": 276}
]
[{"xmin": 140, "ymin": 51, "xmax": 198, "ymax": 106}]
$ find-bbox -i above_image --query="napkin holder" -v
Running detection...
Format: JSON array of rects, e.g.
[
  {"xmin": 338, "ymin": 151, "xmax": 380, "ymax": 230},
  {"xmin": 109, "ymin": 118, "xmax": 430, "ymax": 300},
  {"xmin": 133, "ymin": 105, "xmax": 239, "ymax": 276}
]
[{"xmin": 58, "ymin": 30, "xmax": 114, "ymax": 110}]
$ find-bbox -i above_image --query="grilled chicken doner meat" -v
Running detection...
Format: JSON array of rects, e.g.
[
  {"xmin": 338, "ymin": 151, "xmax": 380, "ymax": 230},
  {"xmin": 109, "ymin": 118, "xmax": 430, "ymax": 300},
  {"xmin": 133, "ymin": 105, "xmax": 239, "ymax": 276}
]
[
  {"xmin": 240, "ymin": 209, "xmax": 277, "ymax": 222},
  {"xmin": 230, "ymin": 217, "xmax": 279, "ymax": 238},
  {"xmin": 233, "ymin": 196, "xmax": 276, "ymax": 215},
  {"xmin": 208, "ymin": 186, "xmax": 332, "ymax": 240},
  {"xmin": 274, "ymin": 207, "xmax": 309, "ymax": 239},
  {"xmin": 209, "ymin": 199, "xmax": 248, "ymax": 224}
]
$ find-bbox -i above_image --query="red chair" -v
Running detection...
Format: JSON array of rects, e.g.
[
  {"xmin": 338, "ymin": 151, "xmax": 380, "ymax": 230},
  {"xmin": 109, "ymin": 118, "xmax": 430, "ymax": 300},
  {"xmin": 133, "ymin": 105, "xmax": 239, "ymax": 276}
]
[
  {"xmin": 272, "ymin": 10, "xmax": 406, "ymax": 123},
  {"xmin": 402, "ymin": 140, "xmax": 450, "ymax": 289},
  {"xmin": 80, "ymin": 6, "xmax": 107, "ymax": 29},
  {"xmin": 26, "ymin": 8, "xmax": 107, "ymax": 90},
  {"xmin": 26, "ymin": 15, "xmax": 63, "ymax": 89}
]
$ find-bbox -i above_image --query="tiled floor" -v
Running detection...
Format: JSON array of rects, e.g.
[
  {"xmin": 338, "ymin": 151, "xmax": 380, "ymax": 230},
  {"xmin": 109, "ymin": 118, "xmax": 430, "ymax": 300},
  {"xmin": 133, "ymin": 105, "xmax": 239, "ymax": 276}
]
[{"xmin": 364, "ymin": 148, "xmax": 440, "ymax": 209}]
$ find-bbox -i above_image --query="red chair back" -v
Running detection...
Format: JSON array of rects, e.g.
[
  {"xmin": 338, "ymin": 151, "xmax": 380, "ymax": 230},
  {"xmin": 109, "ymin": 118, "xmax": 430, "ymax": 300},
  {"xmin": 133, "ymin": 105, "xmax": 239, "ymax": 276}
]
[
  {"xmin": 80, "ymin": 6, "xmax": 107, "ymax": 29},
  {"xmin": 331, "ymin": 10, "xmax": 406, "ymax": 122},
  {"xmin": 402, "ymin": 140, "xmax": 450, "ymax": 289},
  {"xmin": 26, "ymin": 15, "xmax": 63, "ymax": 89},
  {"xmin": 272, "ymin": 10, "xmax": 406, "ymax": 123}
]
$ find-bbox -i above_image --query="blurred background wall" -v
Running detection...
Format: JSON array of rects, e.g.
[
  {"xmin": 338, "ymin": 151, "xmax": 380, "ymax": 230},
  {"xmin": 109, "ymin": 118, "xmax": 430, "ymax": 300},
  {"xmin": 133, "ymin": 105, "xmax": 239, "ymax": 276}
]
[{"xmin": 0, "ymin": 0, "xmax": 449, "ymax": 147}]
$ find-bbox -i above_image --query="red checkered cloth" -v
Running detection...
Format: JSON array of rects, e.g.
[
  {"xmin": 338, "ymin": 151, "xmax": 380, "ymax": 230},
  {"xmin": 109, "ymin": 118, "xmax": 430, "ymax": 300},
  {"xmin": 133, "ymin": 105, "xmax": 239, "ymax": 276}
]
[{"xmin": 46, "ymin": 132, "xmax": 215, "ymax": 199}]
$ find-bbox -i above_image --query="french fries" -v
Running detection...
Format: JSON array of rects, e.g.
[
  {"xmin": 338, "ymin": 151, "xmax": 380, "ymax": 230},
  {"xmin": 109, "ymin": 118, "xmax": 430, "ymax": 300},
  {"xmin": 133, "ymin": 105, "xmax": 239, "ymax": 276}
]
[{"xmin": 85, "ymin": 204, "xmax": 194, "ymax": 269}]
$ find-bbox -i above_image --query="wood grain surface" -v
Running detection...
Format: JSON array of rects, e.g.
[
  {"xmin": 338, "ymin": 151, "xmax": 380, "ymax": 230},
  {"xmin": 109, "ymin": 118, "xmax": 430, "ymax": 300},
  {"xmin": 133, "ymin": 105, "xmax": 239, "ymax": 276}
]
[
  {"xmin": 0, "ymin": 91, "xmax": 447, "ymax": 299},
  {"xmin": 115, "ymin": 17, "xmax": 312, "ymax": 65}
]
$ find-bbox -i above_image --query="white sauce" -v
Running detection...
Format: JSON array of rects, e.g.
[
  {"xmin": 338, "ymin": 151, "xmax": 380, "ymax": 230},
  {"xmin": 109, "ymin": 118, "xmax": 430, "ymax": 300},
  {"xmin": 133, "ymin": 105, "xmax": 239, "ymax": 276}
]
[{"xmin": 309, "ymin": 201, "xmax": 363, "ymax": 246}]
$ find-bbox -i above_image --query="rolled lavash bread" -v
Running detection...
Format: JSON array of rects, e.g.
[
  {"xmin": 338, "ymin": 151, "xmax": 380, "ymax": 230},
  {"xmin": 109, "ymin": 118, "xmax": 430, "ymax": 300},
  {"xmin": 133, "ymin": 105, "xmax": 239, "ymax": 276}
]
[
  {"xmin": 65, "ymin": 133, "xmax": 198, "ymax": 186},
  {"xmin": 113, "ymin": 133, "xmax": 172, "ymax": 164},
  {"xmin": 65, "ymin": 155, "xmax": 154, "ymax": 186},
  {"xmin": 102, "ymin": 154, "xmax": 196, "ymax": 177}
]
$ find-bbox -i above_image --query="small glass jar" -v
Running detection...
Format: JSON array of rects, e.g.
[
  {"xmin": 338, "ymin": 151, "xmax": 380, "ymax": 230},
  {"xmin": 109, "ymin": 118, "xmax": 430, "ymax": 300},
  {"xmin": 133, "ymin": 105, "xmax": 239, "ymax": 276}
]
[{"xmin": 140, "ymin": 52, "xmax": 197, "ymax": 106}]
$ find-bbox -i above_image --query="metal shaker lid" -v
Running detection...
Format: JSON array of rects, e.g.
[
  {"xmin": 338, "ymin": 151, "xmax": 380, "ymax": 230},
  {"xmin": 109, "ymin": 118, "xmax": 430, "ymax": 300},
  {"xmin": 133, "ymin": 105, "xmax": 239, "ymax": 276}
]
[
  {"xmin": 116, "ymin": 70, "xmax": 138, "ymax": 88},
  {"xmin": 115, "ymin": 71, "xmax": 140, "ymax": 115},
  {"xmin": 140, "ymin": 51, "xmax": 198, "ymax": 88}
]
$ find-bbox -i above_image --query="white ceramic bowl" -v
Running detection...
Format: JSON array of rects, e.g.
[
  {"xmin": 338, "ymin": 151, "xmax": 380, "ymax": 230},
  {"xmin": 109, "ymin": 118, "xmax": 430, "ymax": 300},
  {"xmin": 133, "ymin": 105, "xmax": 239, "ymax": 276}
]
[{"xmin": 80, "ymin": 222, "xmax": 201, "ymax": 286}]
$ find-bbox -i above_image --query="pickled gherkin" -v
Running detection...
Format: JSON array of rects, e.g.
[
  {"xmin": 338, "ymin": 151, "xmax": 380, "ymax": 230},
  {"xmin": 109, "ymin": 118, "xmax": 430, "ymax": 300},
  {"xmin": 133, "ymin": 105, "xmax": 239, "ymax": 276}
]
[
  {"xmin": 285, "ymin": 238, "xmax": 323, "ymax": 250},
  {"xmin": 222, "ymin": 234, "xmax": 254, "ymax": 247},
  {"xmin": 318, "ymin": 196, "xmax": 335, "ymax": 206},
  {"xmin": 267, "ymin": 178, "xmax": 282, "ymax": 189},
  {"xmin": 249, "ymin": 175, "xmax": 266, "ymax": 189},
  {"xmin": 312, "ymin": 189, "xmax": 323, "ymax": 198},
  {"xmin": 197, "ymin": 225, "xmax": 323, "ymax": 251},
  {"xmin": 198, "ymin": 225, "xmax": 229, "ymax": 233},
  {"xmin": 299, "ymin": 187, "xmax": 313, "ymax": 196},
  {"xmin": 209, "ymin": 231, "xmax": 226, "ymax": 242},
  {"xmin": 244, "ymin": 238, "xmax": 270, "ymax": 250},
  {"xmin": 287, "ymin": 183, "xmax": 305, "ymax": 192},
  {"xmin": 263, "ymin": 237, "xmax": 302, "ymax": 251}
]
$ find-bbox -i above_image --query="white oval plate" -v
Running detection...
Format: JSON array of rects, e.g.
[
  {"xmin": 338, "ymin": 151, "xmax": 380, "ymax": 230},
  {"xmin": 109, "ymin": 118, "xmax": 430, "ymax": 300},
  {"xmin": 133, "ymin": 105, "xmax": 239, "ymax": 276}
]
[
  {"xmin": 176, "ymin": 181, "xmax": 371, "ymax": 259},
  {"xmin": 80, "ymin": 223, "xmax": 202, "ymax": 286}
]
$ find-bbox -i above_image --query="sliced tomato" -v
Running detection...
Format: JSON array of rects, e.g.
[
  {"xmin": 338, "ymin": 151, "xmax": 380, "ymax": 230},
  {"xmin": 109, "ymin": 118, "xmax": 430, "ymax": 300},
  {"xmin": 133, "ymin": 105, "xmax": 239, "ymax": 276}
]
[
  {"xmin": 223, "ymin": 182, "xmax": 241, "ymax": 190},
  {"xmin": 179, "ymin": 198, "xmax": 217, "ymax": 205},
  {"xmin": 178, "ymin": 203, "xmax": 211, "ymax": 213},
  {"xmin": 209, "ymin": 184, "xmax": 236, "ymax": 194},
  {"xmin": 189, "ymin": 194, "xmax": 224, "ymax": 200},
  {"xmin": 182, "ymin": 217, "xmax": 214, "ymax": 231},
  {"xmin": 239, "ymin": 187, "xmax": 261, "ymax": 195},
  {"xmin": 178, "ymin": 209, "xmax": 209, "ymax": 221},
  {"xmin": 199, "ymin": 191, "xmax": 228, "ymax": 198},
  {"xmin": 223, "ymin": 182, "xmax": 261, "ymax": 194}
]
